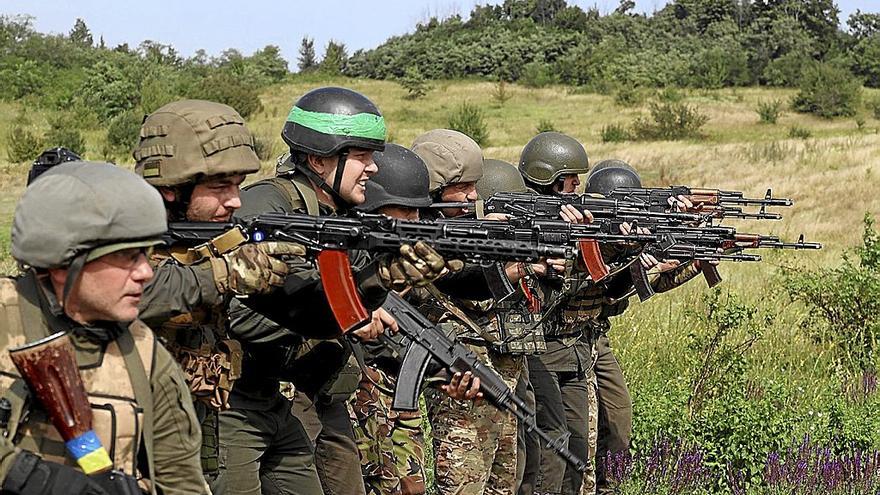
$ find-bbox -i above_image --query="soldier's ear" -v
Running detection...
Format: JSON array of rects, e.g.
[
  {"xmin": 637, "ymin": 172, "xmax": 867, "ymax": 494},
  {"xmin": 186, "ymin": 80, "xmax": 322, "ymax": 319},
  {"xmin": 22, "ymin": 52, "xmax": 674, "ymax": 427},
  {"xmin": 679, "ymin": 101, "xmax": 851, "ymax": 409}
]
[{"xmin": 157, "ymin": 187, "xmax": 177, "ymax": 203}]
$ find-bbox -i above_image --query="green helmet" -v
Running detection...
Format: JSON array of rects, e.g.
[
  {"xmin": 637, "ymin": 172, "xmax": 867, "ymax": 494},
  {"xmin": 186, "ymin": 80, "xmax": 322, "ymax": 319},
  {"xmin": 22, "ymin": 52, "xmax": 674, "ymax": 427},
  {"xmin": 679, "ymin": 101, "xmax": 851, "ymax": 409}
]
[
  {"xmin": 134, "ymin": 99, "xmax": 261, "ymax": 186},
  {"xmin": 518, "ymin": 132, "xmax": 589, "ymax": 187},
  {"xmin": 586, "ymin": 159, "xmax": 641, "ymax": 196},
  {"xmin": 476, "ymin": 159, "xmax": 528, "ymax": 199},
  {"xmin": 282, "ymin": 87, "xmax": 386, "ymax": 156},
  {"xmin": 412, "ymin": 129, "xmax": 483, "ymax": 193},
  {"xmin": 358, "ymin": 143, "xmax": 432, "ymax": 213},
  {"xmin": 12, "ymin": 161, "xmax": 166, "ymax": 269}
]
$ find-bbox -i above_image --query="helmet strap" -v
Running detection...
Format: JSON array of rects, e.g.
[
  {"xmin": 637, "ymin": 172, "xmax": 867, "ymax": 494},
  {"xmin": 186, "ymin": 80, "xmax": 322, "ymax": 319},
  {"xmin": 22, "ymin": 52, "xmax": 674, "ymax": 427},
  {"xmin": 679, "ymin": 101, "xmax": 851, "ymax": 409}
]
[
  {"xmin": 294, "ymin": 152, "xmax": 353, "ymax": 213},
  {"xmin": 61, "ymin": 252, "xmax": 88, "ymax": 310}
]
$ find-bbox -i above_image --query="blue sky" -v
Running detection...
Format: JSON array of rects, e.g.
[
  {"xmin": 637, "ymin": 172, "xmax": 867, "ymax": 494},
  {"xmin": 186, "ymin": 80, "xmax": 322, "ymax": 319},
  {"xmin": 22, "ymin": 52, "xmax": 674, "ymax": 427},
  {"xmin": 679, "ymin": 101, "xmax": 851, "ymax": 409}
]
[{"xmin": 2, "ymin": 1, "xmax": 875, "ymax": 64}]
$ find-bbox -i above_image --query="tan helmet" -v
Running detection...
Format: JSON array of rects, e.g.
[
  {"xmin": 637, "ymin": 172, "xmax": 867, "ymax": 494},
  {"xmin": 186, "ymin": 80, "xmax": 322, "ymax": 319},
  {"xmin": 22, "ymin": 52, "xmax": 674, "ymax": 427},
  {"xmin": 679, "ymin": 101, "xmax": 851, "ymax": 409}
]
[
  {"xmin": 134, "ymin": 99, "xmax": 261, "ymax": 186},
  {"xmin": 12, "ymin": 161, "xmax": 166, "ymax": 269},
  {"xmin": 411, "ymin": 129, "xmax": 483, "ymax": 193}
]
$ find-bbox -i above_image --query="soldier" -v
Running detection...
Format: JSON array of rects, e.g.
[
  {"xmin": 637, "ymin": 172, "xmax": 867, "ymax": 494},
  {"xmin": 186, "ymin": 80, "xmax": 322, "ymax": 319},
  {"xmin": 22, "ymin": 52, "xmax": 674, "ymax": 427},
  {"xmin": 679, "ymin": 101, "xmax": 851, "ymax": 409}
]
[
  {"xmin": 132, "ymin": 99, "xmax": 318, "ymax": 494},
  {"xmin": 518, "ymin": 132, "xmax": 599, "ymax": 495},
  {"xmin": 0, "ymin": 161, "xmax": 208, "ymax": 494},
  {"xmin": 233, "ymin": 87, "xmax": 455, "ymax": 495},
  {"xmin": 585, "ymin": 160, "xmax": 704, "ymax": 495},
  {"xmin": 352, "ymin": 143, "xmax": 482, "ymax": 495}
]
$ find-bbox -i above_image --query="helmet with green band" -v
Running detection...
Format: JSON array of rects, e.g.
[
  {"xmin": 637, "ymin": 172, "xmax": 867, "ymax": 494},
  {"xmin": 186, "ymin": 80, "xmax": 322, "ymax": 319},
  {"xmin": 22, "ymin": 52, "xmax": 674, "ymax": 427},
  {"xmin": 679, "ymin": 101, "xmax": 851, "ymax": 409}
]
[
  {"xmin": 282, "ymin": 87, "xmax": 386, "ymax": 156},
  {"xmin": 518, "ymin": 132, "xmax": 590, "ymax": 187}
]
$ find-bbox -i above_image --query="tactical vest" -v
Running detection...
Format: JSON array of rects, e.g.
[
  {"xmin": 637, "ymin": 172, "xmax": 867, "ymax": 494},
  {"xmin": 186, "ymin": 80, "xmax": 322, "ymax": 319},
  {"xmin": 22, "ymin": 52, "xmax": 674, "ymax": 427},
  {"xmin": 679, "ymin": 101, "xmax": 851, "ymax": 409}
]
[
  {"xmin": 149, "ymin": 250, "xmax": 242, "ymax": 411},
  {"xmin": 0, "ymin": 276, "xmax": 156, "ymax": 490},
  {"xmin": 244, "ymin": 171, "xmax": 361, "ymax": 405}
]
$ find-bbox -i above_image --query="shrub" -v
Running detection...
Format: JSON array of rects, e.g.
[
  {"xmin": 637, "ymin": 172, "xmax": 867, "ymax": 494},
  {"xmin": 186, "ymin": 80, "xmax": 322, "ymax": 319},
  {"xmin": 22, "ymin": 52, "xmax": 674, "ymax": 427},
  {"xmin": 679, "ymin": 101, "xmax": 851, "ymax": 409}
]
[
  {"xmin": 78, "ymin": 60, "xmax": 140, "ymax": 121},
  {"xmin": 787, "ymin": 125, "xmax": 812, "ymax": 139},
  {"xmin": 630, "ymin": 101, "xmax": 708, "ymax": 141},
  {"xmin": 399, "ymin": 66, "xmax": 430, "ymax": 100},
  {"xmin": 600, "ymin": 123, "xmax": 631, "ymax": 143},
  {"xmin": 614, "ymin": 85, "xmax": 643, "ymax": 107},
  {"xmin": 6, "ymin": 115, "xmax": 43, "ymax": 163},
  {"xmin": 784, "ymin": 213, "xmax": 880, "ymax": 371},
  {"xmin": 519, "ymin": 60, "xmax": 553, "ymax": 88},
  {"xmin": 44, "ymin": 113, "xmax": 86, "ymax": 156},
  {"xmin": 492, "ymin": 80, "xmax": 512, "ymax": 106},
  {"xmin": 792, "ymin": 62, "xmax": 862, "ymax": 118},
  {"xmin": 191, "ymin": 70, "xmax": 263, "ymax": 118},
  {"xmin": 756, "ymin": 100, "xmax": 783, "ymax": 124},
  {"xmin": 447, "ymin": 102, "xmax": 489, "ymax": 146},
  {"xmin": 106, "ymin": 110, "xmax": 143, "ymax": 157},
  {"xmin": 868, "ymin": 96, "xmax": 880, "ymax": 120},
  {"xmin": 656, "ymin": 87, "xmax": 684, "ymax": 103},
  {"xmin": 536, "ymin": 119, "xmax": 557, "ymax": 134}
]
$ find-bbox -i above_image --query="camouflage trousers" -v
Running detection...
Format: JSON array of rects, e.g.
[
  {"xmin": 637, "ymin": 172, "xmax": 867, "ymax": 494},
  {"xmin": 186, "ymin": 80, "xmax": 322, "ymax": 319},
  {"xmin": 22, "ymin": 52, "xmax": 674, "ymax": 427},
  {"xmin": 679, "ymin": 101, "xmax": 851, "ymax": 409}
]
[
  {"xmin": 350, "ymin": 365, "xmax": 427, "ymax": 495},
  {"xmin": 426, "ymin": 347, "xmax": 524, "ymax": 495}
]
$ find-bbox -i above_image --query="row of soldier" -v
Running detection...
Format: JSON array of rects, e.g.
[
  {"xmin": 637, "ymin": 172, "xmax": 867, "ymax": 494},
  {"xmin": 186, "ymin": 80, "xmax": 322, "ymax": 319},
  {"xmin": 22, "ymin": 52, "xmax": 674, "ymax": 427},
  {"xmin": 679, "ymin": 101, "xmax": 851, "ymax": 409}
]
[{"xmin": 0, "ymin": 86, "xmax": 721, "ymax": 495}]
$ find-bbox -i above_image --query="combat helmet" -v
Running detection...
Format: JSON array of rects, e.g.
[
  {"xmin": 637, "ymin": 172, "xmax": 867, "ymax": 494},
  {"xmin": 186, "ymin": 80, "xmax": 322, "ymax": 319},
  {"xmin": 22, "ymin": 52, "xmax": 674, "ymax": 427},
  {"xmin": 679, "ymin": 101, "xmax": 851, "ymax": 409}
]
[
  {"xmin": 357, "ymin": 143, "xmax": 432, "ymax": 213},
  {"xmin": 281, "ymin": 87, "xmax": 386, "ymax": 209},
  {"xmin": 134, "ymin": 99, "xmax": 261, "ymax": 187},
  {"xmin": 12, "ymin": 161, "xmax": 166, "ymax": 303},
  {"xmin": 518, "ymin": 132, "xmax": 589, "ymax": 187},
  {"xmin": 586, "ymin": 159, "xmax": 641, "ymax": 196},
  {"xmin": 411, "ymin": 129, "xmax": 483, "ymax": 194},
  {"xmin": 476, "ymin": 159, "xmax": 528, "ymax": 199}
]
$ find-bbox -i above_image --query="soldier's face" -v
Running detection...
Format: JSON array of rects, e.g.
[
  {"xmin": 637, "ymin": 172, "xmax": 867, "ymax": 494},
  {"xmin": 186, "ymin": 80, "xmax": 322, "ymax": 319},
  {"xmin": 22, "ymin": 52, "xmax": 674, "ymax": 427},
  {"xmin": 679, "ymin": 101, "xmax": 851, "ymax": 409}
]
[
  {"xmin": 186, "ymin": 174, "xmax": 246, "ymax": 222},
  {"xmin": 312, "ymin": 148, "xmax": 377, "ymax": 206},
  {"xmin": 553, "ymin": 174, "xmax": 580, "ymax": 194},
  {"xmin": 439, "ymin": 181, "xmax": 477, "ymax": 217},
  {"xmin": 49, "ymin": 248, "xmax": 154, "ymax": 325}
]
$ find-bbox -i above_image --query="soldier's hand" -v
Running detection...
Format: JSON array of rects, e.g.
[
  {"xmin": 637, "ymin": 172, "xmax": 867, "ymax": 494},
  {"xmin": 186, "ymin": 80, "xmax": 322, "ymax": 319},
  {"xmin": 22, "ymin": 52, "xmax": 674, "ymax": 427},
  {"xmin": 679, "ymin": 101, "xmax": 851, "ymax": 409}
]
[
  {"xmin": 352, "ymin": 308, "xmax": 398, "ymax": 341},
  {"xmin": 484, "ymin": 213, "xmax": 510, "ymax": 222},
  {"xmin": 218, "ymin": 241, "xmax": 306, "ymax": 296},
  {"xmin": 559, "ymin": 204, "xmax": 593, "ymax": 224},
  {"xmin": 379, "ymin": 241, "xmax": 463, "ymax": 291},
  {"xmin": 440, "ymin": 371, "xmax": 483, "ymax": 401},
  {"xmin": 667, "ymin": 194, "xmax": 694, "ymax": 212}
]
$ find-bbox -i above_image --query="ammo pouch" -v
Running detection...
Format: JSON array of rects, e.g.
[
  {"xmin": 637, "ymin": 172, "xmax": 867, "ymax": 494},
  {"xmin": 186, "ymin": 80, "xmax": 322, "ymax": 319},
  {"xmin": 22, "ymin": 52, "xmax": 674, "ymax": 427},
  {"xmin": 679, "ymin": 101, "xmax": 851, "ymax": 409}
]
[
  {"xmin": 493, "ymin": 306, "xmax": 546, "ymax": 355},
  {"xmin": 287, "ymin": 339, "xmax": 359, "ymax": 405},
  {"xmin": 166, "ymin": 338, "xmax": 243, "ymax": 411}
]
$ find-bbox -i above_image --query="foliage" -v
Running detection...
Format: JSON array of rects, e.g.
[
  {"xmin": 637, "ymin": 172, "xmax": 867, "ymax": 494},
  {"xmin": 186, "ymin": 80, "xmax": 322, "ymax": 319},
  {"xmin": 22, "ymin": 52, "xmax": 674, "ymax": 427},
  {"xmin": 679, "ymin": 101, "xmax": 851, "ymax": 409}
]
[
  {"xmin": 252, "ymin": 133, "xmax": 276, "ymax": 161},
  {"xmin": 398, "ymin": 66, "xmax": 430, "ymax": 100},
  {"xmin": 6, "ymin": 114, "xmax": 43, "ymax": 163},
  {"xmin": 756, "ymin": 99, "xmax": 783, "ymax": 124},
  {"xmin": 788, "ymin": 125, "xmax": 813, "ymax": 139},
  {"xmin": 320, "ymin": 40, "xmax": 347, "ymax": 75},
  {"xmin": 44, "ymin": 112, "xmax": 86, "ymax": 155},
  {"xmin": 784, "ymin": 214, "xmax": 880, "ymax": 371},
  {"xmin": 447, "ymin": 102, "xmax": 489, "ymax": 146},
  {"xmin": 792, "ymin": 62, "xmax": 863, "ymax": 119},
  {"xmin": 535, "ymin": 118, "xmax": 557, "ymax": 134},
  {"xmin": 491, "ymin": 80, "xmax": 512, "ymax": 105},
  {"xmin": 105, "ymin": 110, "xmax": 143, "ymax": 157},
  {"xmin": 191, "ymin": 70, "xmax": 263, "ymax": 118},
  {"xmin": 868, "ymin": 96, "xmax": 880, "ymax": 120},
  {"xmin": 519, "ymin": 60, "xmax": 554, "ymax": 88},
  {"xmin": 614, "ymin": 85, "xmax": 644, "ymax": 107},
  {"xmin": 77, "ymin": 60, "xmax": 140, "ymax": 121},
  {"xmin": 297, "ymin": 37, "xmax": 317, "ymax": 73},
  {"xmin": 629, "ymin": 101, "xmax": 709, "ymax": 141},
  {"xmin": 600, "ymin": 123, "xmax": 631, "ymax": 143}
]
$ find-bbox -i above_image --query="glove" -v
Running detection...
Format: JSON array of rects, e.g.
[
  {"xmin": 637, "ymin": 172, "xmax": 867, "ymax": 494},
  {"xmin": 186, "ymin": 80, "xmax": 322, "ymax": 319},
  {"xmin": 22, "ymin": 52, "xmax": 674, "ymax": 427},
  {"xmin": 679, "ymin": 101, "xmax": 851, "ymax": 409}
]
[
  {"xmin": 2, "ymin": 451, "xmax": 110, "ymax": 495},
  {"xmin": 211, "ymin": 241, "xmax": 307, "ymax": 296},
  {"xmin": 378, "ymin": 241, "xmax": 464, "ymax": 291}
]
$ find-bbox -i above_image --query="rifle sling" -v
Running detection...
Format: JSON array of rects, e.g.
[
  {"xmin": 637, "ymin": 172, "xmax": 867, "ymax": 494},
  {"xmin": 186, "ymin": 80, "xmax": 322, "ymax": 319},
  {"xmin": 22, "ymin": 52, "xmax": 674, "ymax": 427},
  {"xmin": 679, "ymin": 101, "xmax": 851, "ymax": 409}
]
[
  {"xmin": 424, "ymin": 284, "xmax": 498, "ymax": 344},
  {"xmin": 116, "ymin": 329, "xmax": 157, "ymax": 495}
]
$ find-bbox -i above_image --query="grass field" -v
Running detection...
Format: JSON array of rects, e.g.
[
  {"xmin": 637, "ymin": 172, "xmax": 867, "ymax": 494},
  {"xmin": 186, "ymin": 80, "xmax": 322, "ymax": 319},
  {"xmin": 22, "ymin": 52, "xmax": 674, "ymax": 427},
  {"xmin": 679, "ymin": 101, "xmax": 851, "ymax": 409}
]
[{"xmin": 3, "ymin": 78, "xmax": 880, "ymax": 492}]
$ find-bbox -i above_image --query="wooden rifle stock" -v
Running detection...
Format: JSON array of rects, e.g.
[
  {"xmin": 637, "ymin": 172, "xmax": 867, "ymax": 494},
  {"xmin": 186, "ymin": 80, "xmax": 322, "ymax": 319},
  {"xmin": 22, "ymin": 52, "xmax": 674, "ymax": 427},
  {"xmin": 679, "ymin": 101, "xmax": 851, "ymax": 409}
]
[
  {"xmin": 316, "ymin": 250, "xmax": 371, "ymax": 333},
  {"xmin": 9, "ymin": 332, "xmax": 113, "ymax": 475}
]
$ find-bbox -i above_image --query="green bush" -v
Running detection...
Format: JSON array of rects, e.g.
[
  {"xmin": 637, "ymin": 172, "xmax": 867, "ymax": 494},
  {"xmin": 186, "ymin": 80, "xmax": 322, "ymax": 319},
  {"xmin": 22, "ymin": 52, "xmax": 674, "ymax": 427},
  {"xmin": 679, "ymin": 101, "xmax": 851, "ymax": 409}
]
[
  {"xmin": 784, "ymin": 213, "xmax": 880, "ymax": 371},
  {"xmin": 792, "ymin": 62, "xmax": 863, "ymax": 118},
  {"xmin": 630, "ymin": 101, "xmax": 709, "ymax": 141},
  {"xmin": 756, "ymin": 99, "xmax": 783, "ymax": 124},
  {"xmin": 613, "ymin": 85, "xmax": 643, "ymax": 107},
  {"xmin": 600, "ymin": 123, "xmax": 631, "ymax": 143},
  {"xmin": 398, "ymin": 66, "xmax": 430, "ymax": 100},
  {"xmin": 868, "ymin": 96, "xmax": 880, "ymax": 120},
  {"xmin": 787, "ymin": 125, "xmax": 812, "ymax": 139},
  {"xmin": 6, "ymin": 115, "xmax": 43, "ymax": 163},
  {"xmin": 44, "ymin": 113, "xmax": 86, "ymax": 155},
  {"xmin": 252, "ymin": 133, "xmax": 276, "ymax": 161},
  {"xmin": 78, "ymin": 60, "xmax": 140, "ymax": 121},
  {"xmin": 492, "ymin": 80, "xmax": 512, "ymax": 106},
  {"xmin": 447, "ymin": 102, "xmax": 489, "ymax": 146},
  {"xmin": 536, "ymin": 119, "xmax": 557, "ymax": 134},
  {"xmin": 191, "ymin": 70, "xmax": 263, "ymax": 118},
  {"xmin": 106, "ymin": 110, "xmax": 143, "ymax": 157},
  {"xmin": 519, "ymin": 60, "xmax": 553, "ymax": 88}
]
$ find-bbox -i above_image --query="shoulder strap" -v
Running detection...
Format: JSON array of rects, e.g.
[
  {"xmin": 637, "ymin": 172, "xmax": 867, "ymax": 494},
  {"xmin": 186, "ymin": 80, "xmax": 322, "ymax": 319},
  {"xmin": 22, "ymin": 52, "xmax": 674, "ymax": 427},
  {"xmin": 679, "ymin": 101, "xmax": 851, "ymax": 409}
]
[
  {"xmin": 255, "ymin": 174, "xmax": 320, "ymax": 216},
  {"xmin": 424, "ymin": 284, "xmax": 498, "ymax": 344},
  {"xmin": 117, "ymin": 327, "xmax": 157, "ymax": 495},
  {"xmin": 15, "ymin": 275, "xmax": 52, "ymax": 343}
]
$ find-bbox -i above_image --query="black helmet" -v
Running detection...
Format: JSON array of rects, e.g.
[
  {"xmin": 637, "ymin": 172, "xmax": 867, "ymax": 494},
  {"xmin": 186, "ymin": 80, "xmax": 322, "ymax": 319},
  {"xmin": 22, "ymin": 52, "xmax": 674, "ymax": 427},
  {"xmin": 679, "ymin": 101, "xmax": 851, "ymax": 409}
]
[
  {"xmin": 518, "ymin": 132, "xmax": 589, "ymax": 187},
  {"xmin": 586, "ymin": 159, "xmax": 642, "ymax": 196},
  {"xmin": 476, "ymin": 159, "xmax": 528, "ymax": 199},
  {"xmin": 282, "ymin": 87, "xmax": 386, "ymax": 156},
  {"xmin": 28, "ymin": 147, "xmax": 81, "ymax": 185},
  {"xmin": 358, "ymin": 144, "xmax": 432, "ymax": 212}
]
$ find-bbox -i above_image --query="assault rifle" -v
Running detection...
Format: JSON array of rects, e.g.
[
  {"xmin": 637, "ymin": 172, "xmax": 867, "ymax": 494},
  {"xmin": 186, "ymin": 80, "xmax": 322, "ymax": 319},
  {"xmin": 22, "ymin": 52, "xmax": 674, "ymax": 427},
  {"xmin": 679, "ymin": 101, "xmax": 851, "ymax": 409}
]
[
  {"xmin": 607, "ymin": 186, "xmax": 792, "ymax": 221},
  {"xmin": 165, "ymin": 211, "xmax": 572, "ymax": 332},
  {"xmin": 384, "ymin": 291, "xmax": 588, "ymax": 473}
]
